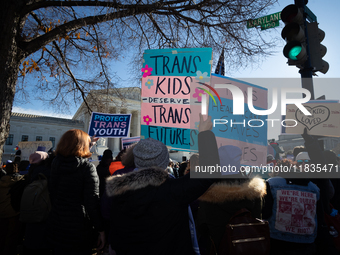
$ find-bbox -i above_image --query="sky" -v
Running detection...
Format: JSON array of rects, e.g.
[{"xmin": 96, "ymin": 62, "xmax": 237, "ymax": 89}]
[{"xmin": 12, "ymin": 0, "xmax": 340, "ymax": 140}]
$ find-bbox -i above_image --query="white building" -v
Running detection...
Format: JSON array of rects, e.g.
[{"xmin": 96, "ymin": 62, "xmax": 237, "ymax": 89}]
[
  {"xmin": 72, "ymin": 87, "xmax": 141, "ymax": 156},
  {"xmin": 3, "ymin": 113, "xmax": 84, "ymax": 162},
  {"xmin": 3, "ymin": 87, "xmax": 142, "ymax": 162}
]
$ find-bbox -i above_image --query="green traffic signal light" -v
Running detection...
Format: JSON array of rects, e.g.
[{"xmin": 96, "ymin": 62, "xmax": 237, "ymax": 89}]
[
  {"xmin": 288, "ymin": 45, "xmax": 302, "ymax": 60},
  {"xmin": 283, "ymin": 41, "xmax": 306, "ymax": 64},
  {"xmin": 281, "ymin": 4, "xmax": 307, "ymax": 67}
]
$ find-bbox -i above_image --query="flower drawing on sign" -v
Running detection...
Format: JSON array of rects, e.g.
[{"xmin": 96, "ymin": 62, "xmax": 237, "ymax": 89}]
[
  {"xmin": 143, "ymin": 115, "xmax": 152, "ymax": 125},
  {"xmin": 195, "ymin": 71, "xmax": 209, "ymax": 83},
  {"xmin": 195, "ymin": 122, "xmax": 199, "ymax": 130},
  {"xmin": 141, "ymin": 64, "xmax": 153, "ymax": 78},
  {"xmin": 145, "ymin": 79, "xmax": 154, "ymax": 89},
  {"xmin": 193, "ymin": 88, "xmax": 206, "ymax": 102}
]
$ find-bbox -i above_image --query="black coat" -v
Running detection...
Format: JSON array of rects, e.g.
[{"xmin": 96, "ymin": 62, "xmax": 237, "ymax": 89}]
[
  {"xmin": 96, "ymin": 160, "xmax": 111, "ymax": 197},
  {"xmin": 104, "ymin": 131, "xmax": 219, "ymax": 255},
  {"xmin": 303, "ymin": 137, "xmax": 334, "ymax": 214},
  {"xmin": 106, "ymin": 170, "xmax": 215, "ymax": 255},
  {"xmin": 47, "ymin": 155, "xmax": 103, "ymax": 251}
]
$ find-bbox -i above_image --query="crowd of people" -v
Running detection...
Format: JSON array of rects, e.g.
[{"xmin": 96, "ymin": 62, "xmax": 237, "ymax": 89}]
[{"xmin": 0, "ymin": 114, "xmax": 340, "ymax": 255}]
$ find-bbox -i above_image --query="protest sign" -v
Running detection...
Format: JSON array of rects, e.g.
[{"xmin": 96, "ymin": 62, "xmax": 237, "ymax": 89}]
[
  {"xmin": 275, "ymin": 189, "xmax": 317, "ymax": 235},
  {"xmin": 141, "ymin": 48, "xmax": 267, "ymax": 168},
  {"xmin": 18, "ymin": 141, "xmax": 53, "ymax": 160},
  {"xmin": 121, "ymin": 136, "xmax": 140, "ymax": 150},
  {"xmin": 88, "ymin": 112, "xmax": 131, "ymax": 138},
  {"xmin": 207, "ymin": 74, "xmax": 268, "ymax": 167},
  {"xmin": 285, "ymin": 102, "xmax": 340, "ymax": 137},
  {"xmin": 141, "ymin": 48, "xmax": 213, "ymax": 151}
]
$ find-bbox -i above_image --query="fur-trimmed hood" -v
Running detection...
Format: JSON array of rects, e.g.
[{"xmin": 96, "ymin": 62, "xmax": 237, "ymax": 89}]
[
  {"xmin": 106, "ymin": 167, "xmax": 168, "ymax": 197},
  {"xmin": 199, "ymin": 177, "xmax": 266, "ymax": 203}
]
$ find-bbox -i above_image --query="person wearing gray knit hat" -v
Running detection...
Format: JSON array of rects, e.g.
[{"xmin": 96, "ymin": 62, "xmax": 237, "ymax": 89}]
[
  {"xmin": 104, "ymin": 114, "xmax": 220, "ymax": 255},
  {"xmin": 133, "ymin": 138, "xmax": 169, "ymax": 170}
]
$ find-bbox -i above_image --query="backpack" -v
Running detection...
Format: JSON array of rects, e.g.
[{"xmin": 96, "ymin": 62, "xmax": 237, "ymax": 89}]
[
  {"xmin": 19, "ymin": 173, "xmax": 51, "ymax": 223},
  {"xmin": 217, "ymin": 208, "xmax": 270, "ymax": 255}
]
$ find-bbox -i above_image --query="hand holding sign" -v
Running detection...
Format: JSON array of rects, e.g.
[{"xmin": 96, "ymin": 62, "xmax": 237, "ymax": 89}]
[
  {"xmin": 198, "ymin": 113, "xmax": 212, "ymax": 132},
  {"xmin": 90, "ymin": 135, "xmax": 99, "ymax": 149}
]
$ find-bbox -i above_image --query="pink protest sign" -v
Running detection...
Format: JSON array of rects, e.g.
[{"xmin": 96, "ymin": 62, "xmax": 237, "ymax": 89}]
[
  {"xmin": 275, "ymin": 189, "xmax": 317, "ymax": 235},
  {"xmin": 141, "ymin": 48, "xmax": 213, "ymax": 151}
]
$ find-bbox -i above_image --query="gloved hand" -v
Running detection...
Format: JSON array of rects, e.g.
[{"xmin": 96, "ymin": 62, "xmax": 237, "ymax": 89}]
[{"xmin": 301, "ymin": 127, "xmax": 315, "ymax": 144}]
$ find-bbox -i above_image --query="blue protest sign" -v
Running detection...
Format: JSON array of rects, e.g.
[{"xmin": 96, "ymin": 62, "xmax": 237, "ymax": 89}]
[
  {"xmin": 88, "ymin": 112, "xmax": 131, "ymax": 138},
  {"xmin": 121, "ymin": 136, "xmax": 140, "ymax": 150},
  {"xmin": 207, "ymin": 74, "xmax": 268, "ymax": 167}
]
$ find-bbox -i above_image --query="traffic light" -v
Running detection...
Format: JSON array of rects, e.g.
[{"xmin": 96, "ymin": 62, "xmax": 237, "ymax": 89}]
[
  {"xmin": 307, "ymin": 22, "xmax": 329, "ymax": 74},
  {"xmin": 281, "ymin": 3, "xmax": 329, "ymax": 74},
  {"xmin": 281, "ymin": 4, "xmax": 307, "ymax": 68}
]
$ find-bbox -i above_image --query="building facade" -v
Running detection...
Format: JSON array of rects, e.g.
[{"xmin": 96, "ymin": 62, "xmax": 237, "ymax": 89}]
[
  {"xmin": 72, "ymin": 87, "xmax": 141, "ymax": 156},
  {"xmin": 3, "ymin": 113, "xmax": 84, "ymax": 162},
  {"xmin": 3, "ymin": 87, "xmax": 142, "ymax": 163}
]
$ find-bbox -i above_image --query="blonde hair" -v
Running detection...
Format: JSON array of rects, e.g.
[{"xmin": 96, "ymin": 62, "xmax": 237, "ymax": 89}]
[{"xmin": 56, "ymin": 129, "xmax": 92, "ymax": 158}]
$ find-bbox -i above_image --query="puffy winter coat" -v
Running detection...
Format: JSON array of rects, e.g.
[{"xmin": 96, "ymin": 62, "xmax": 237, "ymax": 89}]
[
  {"xmin": 196, "ymin": 177, "xmax": 267, "ymax": 253},
  {"xmin": 47, "ymin": 155, "xmax": 103, "ymax": 251},
  {"xmin": 107, "ymin": 168, "xmax": 215, "ymax": 255},
  {"xmin": 104, "ymin": 130, "xmax": 219, "ymax": 255}
]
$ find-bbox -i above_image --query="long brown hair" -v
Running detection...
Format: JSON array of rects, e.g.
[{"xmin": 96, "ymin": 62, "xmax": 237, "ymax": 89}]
[{"xmin": 56, "ymin": 129, "xmax": 92, "ymax": 158}]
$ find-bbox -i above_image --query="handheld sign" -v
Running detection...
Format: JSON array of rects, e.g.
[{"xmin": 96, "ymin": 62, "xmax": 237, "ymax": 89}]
[
  {"xmin": 141, "ymin": 48, "xmax": 213, "ymax": 151},
  {"xmin": 208, "ymin": 74, "xmax": 268, "ymax": 168},
  {"xmin": 18, "ymin": 141, "xmax": 53, "ymax": 160},
  {"xmin": 88, "ymin": 112, "xmax": 131, "ymax": 138},
  {"xmin": 121, "ymin": 136, "xmax": 140, "ymax": 150},
  {"xmin": 286, "ymin": 102, "xmax": 340, "ymax": 137}
]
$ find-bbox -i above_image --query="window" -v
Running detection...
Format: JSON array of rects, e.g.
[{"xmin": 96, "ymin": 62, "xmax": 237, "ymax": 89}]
[
  {"xmin": 36, "ymin": 136, "xmax": 43, "ymax": 141},
  {"xmin": 21, "ymin": 135, "xmax": 29, "ymax": 141},
  {"xmin": 5, "ymin": 134, "xmax": 14, "ymax": 145},
  {"xmin": 49, "ymin": 137, "xmax": 55, "ymax": 148}
]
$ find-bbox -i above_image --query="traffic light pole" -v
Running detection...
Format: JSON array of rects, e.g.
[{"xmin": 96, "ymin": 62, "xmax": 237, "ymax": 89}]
[{"xmin": 295, "ymin": 0, "xmax": 315, "ymax": 99}]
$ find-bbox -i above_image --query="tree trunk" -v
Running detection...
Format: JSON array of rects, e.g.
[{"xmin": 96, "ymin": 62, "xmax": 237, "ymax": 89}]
[{"xmin": 0, "ymin": 0, "xmax": 25, "ymax": 163}]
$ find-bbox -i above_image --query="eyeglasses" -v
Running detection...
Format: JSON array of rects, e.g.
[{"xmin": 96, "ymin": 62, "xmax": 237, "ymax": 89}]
[{"xmin": 297, "ymin": 159, "xmax": 311, "ymax": 164}]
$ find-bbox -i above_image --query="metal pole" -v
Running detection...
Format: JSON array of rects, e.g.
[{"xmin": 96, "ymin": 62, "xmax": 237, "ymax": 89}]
[{"xmin": 295, "ymin": 0, "xmax": 315, "ymax": 100}]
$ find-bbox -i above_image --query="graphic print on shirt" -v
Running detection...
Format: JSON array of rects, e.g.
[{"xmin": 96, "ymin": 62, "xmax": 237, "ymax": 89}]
[{"xmin": 275, "ymin": 189, "xmax": 316, "ymax": 235}]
